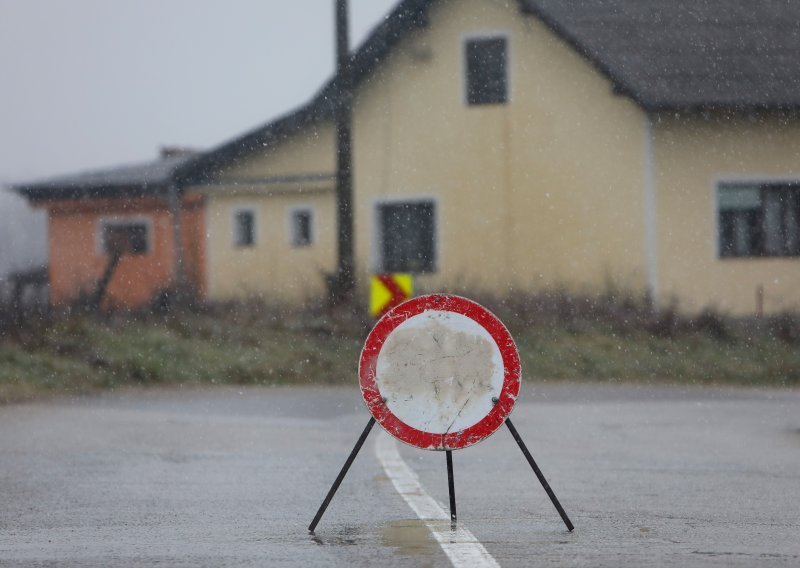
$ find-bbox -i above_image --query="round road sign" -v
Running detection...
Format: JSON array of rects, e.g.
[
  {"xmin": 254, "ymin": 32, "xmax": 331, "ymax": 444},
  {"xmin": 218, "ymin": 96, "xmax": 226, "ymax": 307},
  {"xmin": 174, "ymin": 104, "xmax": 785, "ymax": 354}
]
[{"xmin": 359, "ymin": 294, "xmax": 521, "ymax": 450}]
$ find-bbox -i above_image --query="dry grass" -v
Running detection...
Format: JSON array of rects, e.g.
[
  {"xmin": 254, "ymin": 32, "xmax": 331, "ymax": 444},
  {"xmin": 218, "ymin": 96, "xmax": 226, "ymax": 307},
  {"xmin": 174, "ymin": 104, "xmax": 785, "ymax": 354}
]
[{"xmin": 1, "ymin": 290, "xmax": 798, "ymax": 404}]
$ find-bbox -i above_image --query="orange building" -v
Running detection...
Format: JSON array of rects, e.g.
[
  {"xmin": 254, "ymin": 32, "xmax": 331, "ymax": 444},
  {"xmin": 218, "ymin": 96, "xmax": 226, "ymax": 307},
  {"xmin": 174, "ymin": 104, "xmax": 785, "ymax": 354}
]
[{"xmin": 16, "ymin": 151, "xmax": 206, "ymax": 309}]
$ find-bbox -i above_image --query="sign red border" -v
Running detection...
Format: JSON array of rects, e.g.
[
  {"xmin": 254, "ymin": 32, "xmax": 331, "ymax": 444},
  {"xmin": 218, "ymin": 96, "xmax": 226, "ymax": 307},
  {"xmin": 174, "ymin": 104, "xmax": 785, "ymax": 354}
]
[{"xmin": 359, "ymin": 294, "xmax": 521, "ymax": 450}]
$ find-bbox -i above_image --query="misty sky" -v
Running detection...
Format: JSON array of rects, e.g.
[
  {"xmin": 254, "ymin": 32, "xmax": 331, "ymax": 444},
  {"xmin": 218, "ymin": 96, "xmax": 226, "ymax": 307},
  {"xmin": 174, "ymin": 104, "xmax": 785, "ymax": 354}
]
[
  {"xmin": 0, "ymin": 0, "xmax": 398, "ymax": 276},
  {"xmin": 0, "ymin": 0, "xmax": 398, "ymax": 183}
]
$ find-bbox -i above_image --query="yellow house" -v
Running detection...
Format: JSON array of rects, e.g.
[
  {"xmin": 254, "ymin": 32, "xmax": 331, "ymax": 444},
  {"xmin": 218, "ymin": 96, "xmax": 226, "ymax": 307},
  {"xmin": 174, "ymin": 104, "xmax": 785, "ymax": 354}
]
[{"xmin": 177, "ymin": 0, "xmax": 800, "ymax": 315}]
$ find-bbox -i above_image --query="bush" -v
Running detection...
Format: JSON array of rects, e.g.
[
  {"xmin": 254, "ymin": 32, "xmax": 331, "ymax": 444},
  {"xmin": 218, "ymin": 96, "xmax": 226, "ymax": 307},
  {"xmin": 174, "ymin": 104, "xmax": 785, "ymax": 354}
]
[{"xmin": 768, "ymin": 312, "xmax": 800, "ymax": 344}]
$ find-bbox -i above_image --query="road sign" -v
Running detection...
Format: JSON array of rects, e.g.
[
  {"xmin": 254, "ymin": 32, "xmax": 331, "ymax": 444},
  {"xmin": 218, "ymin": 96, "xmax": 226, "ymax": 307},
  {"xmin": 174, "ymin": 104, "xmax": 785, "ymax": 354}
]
[
  {"xmin": 359, "ymin": 294, "xmax": 520, "ymax": 450},
  {"xmin": 311, "ymin": 293, "xmax": 572, "ymax": 533},
  {"xmin": 369, "ymin": 273, "xmax": 413, "ymax": 318}
]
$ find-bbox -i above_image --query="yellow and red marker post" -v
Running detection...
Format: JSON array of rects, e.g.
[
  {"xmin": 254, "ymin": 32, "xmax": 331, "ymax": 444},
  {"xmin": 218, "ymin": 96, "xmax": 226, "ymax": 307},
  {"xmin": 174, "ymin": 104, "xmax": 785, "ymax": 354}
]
[{"xmin": 369, "ymin": 273, "xmax": 413, "ymax": 318}]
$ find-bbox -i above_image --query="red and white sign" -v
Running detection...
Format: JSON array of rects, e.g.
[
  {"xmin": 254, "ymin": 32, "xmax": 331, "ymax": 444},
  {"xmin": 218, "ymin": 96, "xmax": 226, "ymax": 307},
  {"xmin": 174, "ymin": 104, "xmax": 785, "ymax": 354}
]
[{"xmin": 359, "ymin": 294, "xmax": 521, "ymax": 451}]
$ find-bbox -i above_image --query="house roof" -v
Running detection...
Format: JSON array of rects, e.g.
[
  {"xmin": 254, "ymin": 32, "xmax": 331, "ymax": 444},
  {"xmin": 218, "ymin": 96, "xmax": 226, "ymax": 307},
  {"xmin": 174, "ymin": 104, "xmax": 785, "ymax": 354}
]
[
  {"xmin": 179, "ymin": 0, "xmax": 800, "ymax": 184},
  {"xmin": 520, "ymin": 0, "xmax": 800, "ymax": 112},
  {"xmin": 15, "ymin": 153, "xmax": 194, "ymax": 201}
]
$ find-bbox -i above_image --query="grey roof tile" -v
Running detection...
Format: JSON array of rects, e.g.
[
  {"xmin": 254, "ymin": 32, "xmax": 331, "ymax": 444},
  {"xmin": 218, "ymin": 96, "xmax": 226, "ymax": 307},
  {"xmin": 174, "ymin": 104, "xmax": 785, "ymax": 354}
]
[
  {"xmin": 520, "ymin": 0, "xmax": 800, "ymax": 110},
  {"xmin": 15, "ymin": 154, "xmax": 193, "ymax": 200}
]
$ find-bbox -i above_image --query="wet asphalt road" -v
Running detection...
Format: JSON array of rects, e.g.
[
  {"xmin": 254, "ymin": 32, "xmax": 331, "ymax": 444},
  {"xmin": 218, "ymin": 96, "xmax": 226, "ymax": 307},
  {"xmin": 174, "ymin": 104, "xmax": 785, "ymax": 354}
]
[{"xmin": 1, "ymin": 383, "xmax": 799, "ymax": 567}]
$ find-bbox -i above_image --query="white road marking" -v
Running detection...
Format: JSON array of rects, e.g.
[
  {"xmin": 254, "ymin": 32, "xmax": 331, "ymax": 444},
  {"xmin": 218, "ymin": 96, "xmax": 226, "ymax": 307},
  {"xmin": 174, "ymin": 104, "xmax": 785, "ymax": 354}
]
[{"xmin": 375, "ymin": 431, "xmax": 501, "ymax": 568}]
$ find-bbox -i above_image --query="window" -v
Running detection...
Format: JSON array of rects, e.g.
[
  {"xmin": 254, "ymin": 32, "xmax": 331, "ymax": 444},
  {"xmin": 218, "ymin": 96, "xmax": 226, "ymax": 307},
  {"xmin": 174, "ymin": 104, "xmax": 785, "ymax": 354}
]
[
  {"xmin": 290, "ymin": 208, "xmax": 313, "ymax": 247},
  {"xmin": 465, "ymin": 36, "xmax": 508, "ymax": 105},
  {"xmin": 377, "ymin": 200, "xmax": 436, "ymax": 273},
  {"xmin": 101, "ymin": 220, "xmax": 149, "ymax": 255},
  {"xmin": 233, "ymin": 209, "xmax": 256, "ymax": 247},
  {"xmin": 718, "ymin": 183, "xmax": 800, "ymax": 257}
]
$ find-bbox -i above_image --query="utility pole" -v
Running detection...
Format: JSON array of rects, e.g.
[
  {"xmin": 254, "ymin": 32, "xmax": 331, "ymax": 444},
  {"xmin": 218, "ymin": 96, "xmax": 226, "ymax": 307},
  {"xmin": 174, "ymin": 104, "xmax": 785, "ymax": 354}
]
[{"xmin": 333, "ymin": 0, "xmax": 355, "ymax": 303}]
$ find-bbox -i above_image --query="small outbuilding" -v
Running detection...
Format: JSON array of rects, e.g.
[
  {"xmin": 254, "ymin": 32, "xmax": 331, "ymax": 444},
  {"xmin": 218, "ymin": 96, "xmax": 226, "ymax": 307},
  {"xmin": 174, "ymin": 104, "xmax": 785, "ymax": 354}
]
[{"xmin": 16, "ymin": 149, "xmax": 206, "ymax": 309}]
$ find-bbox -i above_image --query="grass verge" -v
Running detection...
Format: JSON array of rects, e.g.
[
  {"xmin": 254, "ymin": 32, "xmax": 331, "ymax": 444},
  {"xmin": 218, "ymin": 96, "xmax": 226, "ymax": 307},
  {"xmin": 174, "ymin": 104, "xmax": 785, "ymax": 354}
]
[{"xmin": 1, "ymin": 294, "xmax": 798, "ymax": 404}]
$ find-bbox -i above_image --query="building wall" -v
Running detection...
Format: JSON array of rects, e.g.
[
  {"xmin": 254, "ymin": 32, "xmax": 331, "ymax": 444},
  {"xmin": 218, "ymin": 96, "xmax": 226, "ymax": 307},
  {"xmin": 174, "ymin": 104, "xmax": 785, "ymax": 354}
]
[
  {"xmin": 202, "ymin": 188, "xmax": 336, "ymax": 302},
  {"xmin": 200, "ymin": 120, "xmax": 337, "ymax": 302},
  {"xmin": 201, "ymin": 0, "xmax": 650, "ymax": 304},
  {"xmin": 351, "ymin": 0, "xmax": 648, "ymax": 297},
  {"xmin": 653, "ymin": 113, "xmax": 800, "ymax": 314},
  {"xmin": 215, "ymin": 121, "xmax": 336, "ymax": 180},
  {"xmin": 45, "ymin": 195, "xmax": 206, "ymax": 309}
]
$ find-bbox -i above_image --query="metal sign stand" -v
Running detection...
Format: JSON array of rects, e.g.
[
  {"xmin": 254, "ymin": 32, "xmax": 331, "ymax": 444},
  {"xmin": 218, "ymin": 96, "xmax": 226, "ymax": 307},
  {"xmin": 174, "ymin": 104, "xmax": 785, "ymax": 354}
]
[
  {"xmin": 446, "ymin": 450, "xmax": 456, "ymax": 524},
  {"xmin": 308, "ymin": 418, "xmax": 375, "ymax": 533},
  {"xmin": 308, "ymin": 416, "xmax": 573, "ymax": 532},
  {"xmin": 505, "ymin": 418, "xmax": 574, "ymax": 531},
  {"xmin": 310, "ymin": 295, "xmax": 574, "ymax": 534}
]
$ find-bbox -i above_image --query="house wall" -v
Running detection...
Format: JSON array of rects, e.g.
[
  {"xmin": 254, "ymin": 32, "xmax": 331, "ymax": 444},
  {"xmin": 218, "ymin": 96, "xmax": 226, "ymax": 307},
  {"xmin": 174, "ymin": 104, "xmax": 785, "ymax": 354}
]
[
  {"xmin": 653, "ymin": 114, "xmax": 800, "ymax": 314},
  {"xmin": 200, "ymin": 120, "xmax": 337, "ymax": 302},
  {"xmin": 351, "ymin": 0, "xmax": 648, "ymax": 297},
  {"xmin": 200, "ymin": 0, "xmax": 649, "ymax": 304},
  {"xmin": 45, "ymin": 195, "xmax": 206, "ymax": 309},
  {"xmin": 202, "ymin": 188, "xmax": 336, "ymax": 302},
  {"xmin": 215, "ymin": 121, "xmax": 336, "ymax": 180}
]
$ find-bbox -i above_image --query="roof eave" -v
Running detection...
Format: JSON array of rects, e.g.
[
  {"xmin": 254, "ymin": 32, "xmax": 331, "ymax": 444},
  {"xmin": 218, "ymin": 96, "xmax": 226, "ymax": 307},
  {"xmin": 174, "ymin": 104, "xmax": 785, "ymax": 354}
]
[
  {"xmin": 15, "ymin": 182, "xmax": 170, "ymax": 203},
  {"xmin": 642, "ymin": 101, "xmax": 800, "ymax": 116}
]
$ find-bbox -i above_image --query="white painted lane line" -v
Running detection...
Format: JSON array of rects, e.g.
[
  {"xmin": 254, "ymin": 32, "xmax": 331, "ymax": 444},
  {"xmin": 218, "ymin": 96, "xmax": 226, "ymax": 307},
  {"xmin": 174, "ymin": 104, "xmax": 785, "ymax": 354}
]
[{"xmin": 375, "ymin": 431, "xmax": 501, "ymax": 568}]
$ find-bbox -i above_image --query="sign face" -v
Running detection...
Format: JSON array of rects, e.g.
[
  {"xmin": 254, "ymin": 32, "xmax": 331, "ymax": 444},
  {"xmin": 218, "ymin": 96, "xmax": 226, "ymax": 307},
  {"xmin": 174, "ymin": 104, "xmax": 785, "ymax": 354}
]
[
  {"xmin": 360, "ymin": 294, "xmax": 520, "ymax": 450},
  {"xmin": 370, "ymin": 273, "xmax": 413, "ymax": 318}
]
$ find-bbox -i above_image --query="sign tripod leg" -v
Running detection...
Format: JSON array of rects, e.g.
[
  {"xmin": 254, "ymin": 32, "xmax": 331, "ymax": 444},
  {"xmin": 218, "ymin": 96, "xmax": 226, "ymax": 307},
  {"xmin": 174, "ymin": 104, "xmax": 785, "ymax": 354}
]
[
  {"xmin": 505, "ymin": 418, "xmax": 574, "ymax": 532},
  {"xmin": 309, "ymin": 417, "xmax": 376, "ymax": 532},
  {"xmin": 446, "ymin": 450, "xmax": 456, "ymax": 524}
]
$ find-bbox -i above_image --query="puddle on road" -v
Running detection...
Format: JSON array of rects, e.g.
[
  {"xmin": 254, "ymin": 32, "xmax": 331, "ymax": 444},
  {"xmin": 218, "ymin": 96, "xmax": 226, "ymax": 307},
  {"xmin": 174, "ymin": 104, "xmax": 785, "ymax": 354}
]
[
  {"xmin": 310, "ymin": 525, "xmax": 362, "ymax": 546},
  {"xmin": 310, "ymin": 519, "xmax": 438, "ymax": 562},
  {"xmin": 381, "ymin": 519, "xmax": 437, "ymax": 560}
]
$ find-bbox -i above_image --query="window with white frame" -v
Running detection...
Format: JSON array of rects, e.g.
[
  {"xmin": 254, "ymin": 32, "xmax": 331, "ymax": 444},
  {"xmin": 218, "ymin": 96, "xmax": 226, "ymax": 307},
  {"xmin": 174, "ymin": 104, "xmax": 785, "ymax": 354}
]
[
  {"xmin": 233, "ymin": 208, "xmax": 256, "ymax": 247},
  {"xmin": 290, "ymin": 207, "xmax": 313, "ymax": 247},
  {"xmin": 100, "ymin": 219, "xmax": 150, "ymax": 256},
  {"xmin": 377, "ymin": 200, "xmax": 436, "ymax": 273},
  {"xmin": 464, "ymin": 36, "xmax": 508, "ymax": 106},
  {"xmin": 718, "ymin": 183, "xmax": 800, "ymax": 257}
]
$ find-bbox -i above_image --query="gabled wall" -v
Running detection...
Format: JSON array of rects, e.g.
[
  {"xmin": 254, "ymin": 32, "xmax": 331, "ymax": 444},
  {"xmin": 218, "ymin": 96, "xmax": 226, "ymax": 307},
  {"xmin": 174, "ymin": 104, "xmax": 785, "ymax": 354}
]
[
  {"xmin": 198, "ymin": 0, "xmax": 652, "ymax": 305},
  {"xmin": 352, "ymin": 0, "xmax": 648, "ymax": 295},
  {"xmin": 198, "ymin": 122, "xmax": 337, "ymax": 301}
]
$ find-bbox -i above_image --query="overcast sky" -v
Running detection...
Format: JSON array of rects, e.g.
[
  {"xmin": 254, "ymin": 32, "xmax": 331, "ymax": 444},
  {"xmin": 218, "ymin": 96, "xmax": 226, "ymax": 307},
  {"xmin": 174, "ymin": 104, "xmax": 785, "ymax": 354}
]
[
  {"xmin": 0, "ymin": 0, "xmax": 399, "ymax": 183},
  {"xmin": 0, "ymin": 0, "xmax": 399, "ymax": 275}
]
